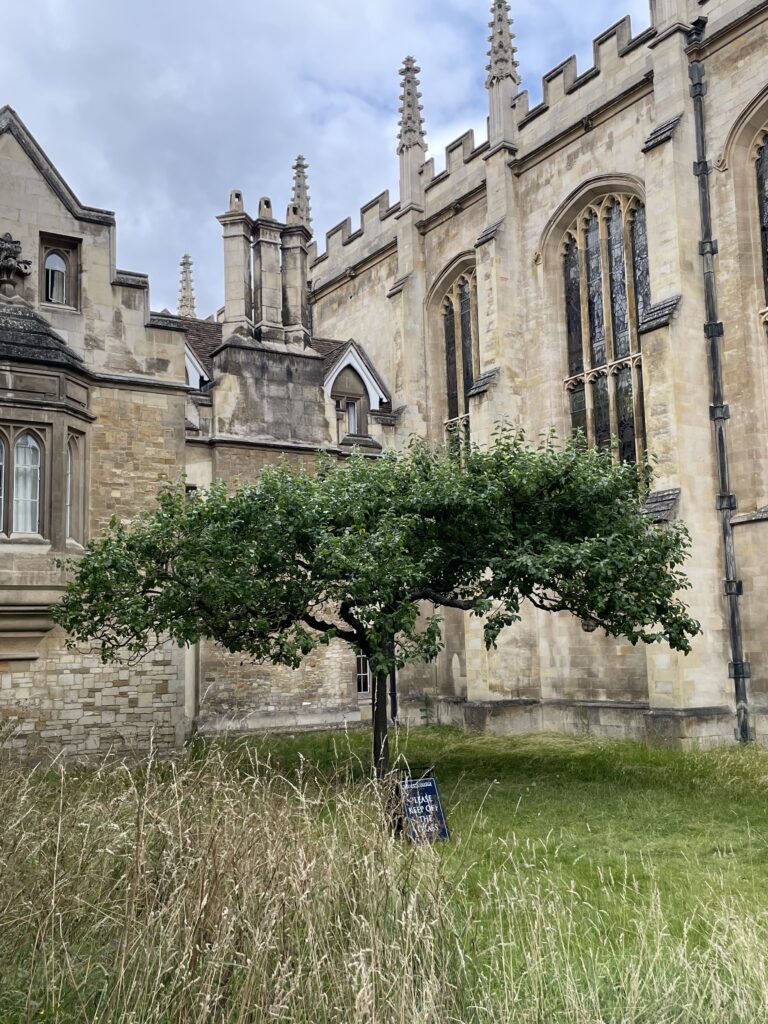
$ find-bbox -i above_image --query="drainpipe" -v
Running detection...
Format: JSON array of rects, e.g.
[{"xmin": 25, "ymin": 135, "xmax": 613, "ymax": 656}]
[{"xmin": 688, "ymin": 26, "xmax": 752, "ymax": 742}]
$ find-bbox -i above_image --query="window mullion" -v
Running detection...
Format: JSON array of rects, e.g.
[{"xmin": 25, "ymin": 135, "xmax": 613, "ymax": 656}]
[
  {"xmin": 577, "ymin": 224, "xmax": 594, "ymax": 445},
  {"xmin": 599, "ymin": 205, "xmax": 616, "ymax": 367}
]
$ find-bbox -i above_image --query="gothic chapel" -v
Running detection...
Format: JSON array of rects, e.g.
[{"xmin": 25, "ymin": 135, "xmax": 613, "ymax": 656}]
[{"xmin": 1, "ymin": 0, "xmax": 768, "ymax": 754}]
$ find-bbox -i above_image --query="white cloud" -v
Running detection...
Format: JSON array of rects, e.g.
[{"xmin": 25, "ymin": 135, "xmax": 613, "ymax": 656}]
[{"xmin": 2, "ymin": 0, "xmax": 652, "ymax": 315}]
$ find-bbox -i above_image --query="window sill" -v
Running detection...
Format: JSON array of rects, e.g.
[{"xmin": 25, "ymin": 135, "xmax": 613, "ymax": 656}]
[
  {"xmin": 65, "ymin": 539, "xmax": 86, "ymax": 553},
  {"xmin": 39, "ymin": 302, "xmax": 79, "ymax": 315},
  {"xmin": 0, "ymin": 533, "xmax": 51, "ymax": 550}
]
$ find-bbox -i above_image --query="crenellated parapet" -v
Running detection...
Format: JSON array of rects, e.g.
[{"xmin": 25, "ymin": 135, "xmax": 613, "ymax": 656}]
[
  {"xmin": 312, "ymin": 9, "xmax": 667, "ymax": 291},
  {"xmin": 511, "ymin": 16, "xmax": 655, "ymax": 152}
]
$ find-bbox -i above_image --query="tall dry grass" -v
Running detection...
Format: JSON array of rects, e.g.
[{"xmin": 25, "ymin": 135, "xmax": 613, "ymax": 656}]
[{"xmin": 0, "ymin": 741, "xmax": 767, "ymax": 1023}]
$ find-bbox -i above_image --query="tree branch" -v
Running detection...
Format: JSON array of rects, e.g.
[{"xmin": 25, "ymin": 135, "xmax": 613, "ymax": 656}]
[
  {"xmin": 302, "ymin": 613, "xmax": 358, "ymax": 646},
  {"xmin": 407, "ymin": 588, "xmax": 477, "ymax": 611}
]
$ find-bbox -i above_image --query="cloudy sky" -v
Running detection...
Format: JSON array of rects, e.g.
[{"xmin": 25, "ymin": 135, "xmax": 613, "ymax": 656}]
[{"xmin": 3, "ymin": 0, "xmax": 649, "ymax": 316}]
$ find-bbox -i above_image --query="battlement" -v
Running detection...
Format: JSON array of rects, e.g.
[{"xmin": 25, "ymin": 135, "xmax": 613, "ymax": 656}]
[
  {"xmin": 513, "ymin": 16, "xmax": 655, "ymax": 149},
  {"xmin": 311, "ymin": 9, "xmax": 662, "ymax": 289},
  {"xmin": 311, "ymin": 190, "xmax": 399, "ymax": 277}
]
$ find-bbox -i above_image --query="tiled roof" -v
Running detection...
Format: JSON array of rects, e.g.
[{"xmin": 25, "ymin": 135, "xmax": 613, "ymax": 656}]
[
  {"xmin": 311, "ymin": 337, "xmax": 347, "ymax": 374},
  {"xmin": 183, "ymin": 318, "xmax": 223, "ymax": 378}
]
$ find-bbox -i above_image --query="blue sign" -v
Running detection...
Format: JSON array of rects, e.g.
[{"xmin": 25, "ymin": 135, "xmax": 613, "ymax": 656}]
[{"xmin": 402, "ymin": 776, "xmax": 450, "ymax": 843}]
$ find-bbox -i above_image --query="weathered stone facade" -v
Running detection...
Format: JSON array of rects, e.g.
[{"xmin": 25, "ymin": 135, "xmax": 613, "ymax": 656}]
[{"xmin": 1, "ymin": 0, "xmax": 767, "ymax": 754}]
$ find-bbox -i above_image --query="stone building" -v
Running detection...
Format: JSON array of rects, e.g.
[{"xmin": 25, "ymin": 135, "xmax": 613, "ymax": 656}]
[{"xmin": 1, "ymin": 0, "xmax": 768, "ymax": 754}]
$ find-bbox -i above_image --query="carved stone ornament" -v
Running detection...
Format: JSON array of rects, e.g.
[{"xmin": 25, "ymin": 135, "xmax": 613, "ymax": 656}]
[
  {"xmin": 759, "ymin": 306, "xmax": 768, "ymax": 329},
  {"xmin": 486, "ymin": 0, "xmax": 520, "ymax": 89},
  {"xmin": 0, "ymin": 233, "xmax": 32, "ymax": 298},
  {"xmin": 398, "ymin": 57, "xmax": 427, "ymax": 155}
]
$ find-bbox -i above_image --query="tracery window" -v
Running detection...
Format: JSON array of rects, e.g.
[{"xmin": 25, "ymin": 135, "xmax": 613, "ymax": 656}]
[
  {"xmin": 562, "ymin": 196, "xmax": 650, "ymax": 464},
  {"xmin": 442, "ymin": 270, "xmax": 479, "ymax": 438},
  {"xmin": 756, "ymin": 135, "xmax": 768, "ymax": 304}
]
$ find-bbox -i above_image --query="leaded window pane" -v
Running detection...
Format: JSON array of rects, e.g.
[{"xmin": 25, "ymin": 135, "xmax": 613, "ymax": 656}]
[
  {"xmin": 13, "ymin": 433, "xmax": 40, "ymax": 534},
  {"xmin": 608, "ymin": 204, "xmax": 630, "ymax": 359},
  {"xmin": 443, "ymin": 300, "xmax": 459, "ymax": 421},
  {"xmin": 459, "ymin": 280, "xmax": 474, "ymax": 414},
  {"xmin": 616, "ymin": 366, "xmax": 636, "ymax": 464},
  {"xmin": 635, "ymin": 362, "xmax": 647, "ymax": 462},
  {"xmin": 564, "ymin": 237, "xmax": 583, "ymax": 376},
  {"xmin": 592, "ymin": 376, "xmax": 610, "ymax": 450},
  {"xmin": 569, "ymin": 384, "xmax": 588, "ymax": 441},
  {"xmin": 631, "ymin": 205, "xmax": 651, "ymax": 324},
  {"xmin": 585, "ymin": 213, "xmax": 606, "ymax": 368},
  {"xmin": 757, "ymin": 141, "xmax": 768, "ymax": 305}
]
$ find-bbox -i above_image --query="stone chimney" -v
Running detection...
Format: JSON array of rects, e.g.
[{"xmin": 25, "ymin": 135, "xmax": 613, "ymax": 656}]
[{"xmin": 217, "ymin": 190, "xmax": 253, "ymax": 333}]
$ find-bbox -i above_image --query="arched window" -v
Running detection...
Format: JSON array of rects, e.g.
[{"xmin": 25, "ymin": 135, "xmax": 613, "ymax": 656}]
[
  {"xmin": 441, "ymin": 270, "xmax": 479, "ymax": 436},
  {"xmin": 65, "ymin": 436, "xmax": 83, "ymax": 541},
  {"xmin": 44, "ymin": 251, "xmax": 68, "ymax": 305},
  {"xmin": 13, "ymin": 433, "xmax": 41, "ymax": 534},
  {"xmin": 756, "ymin": 135, "xmax": 768, "ymax": 303},
  {"xmin": 331, "ymin": 367, "xmax": 368, "ymax": 442},
  {"xmin": 562, "ymin": 196, "xmax": 649, "ymax": 464}
]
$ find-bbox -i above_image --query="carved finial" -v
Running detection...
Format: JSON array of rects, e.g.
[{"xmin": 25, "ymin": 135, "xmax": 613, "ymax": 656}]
[
  {"xmin": 486, "ymin": 0, "xmax": 520, "ymax": 89},
  {"xmin": 177, "ymin": 254, "xmax": 196, "ymax": 319},
  {"xmin": 287, "ymin": 155, "xmax": 312, "ymax": 229},
  {"xmin": 0, "ymin": 233, "xmax": 31, "ymax": 299},
  {"xmin": 398, "ymin": 56, "xmax": 427, "ymax": 155}
]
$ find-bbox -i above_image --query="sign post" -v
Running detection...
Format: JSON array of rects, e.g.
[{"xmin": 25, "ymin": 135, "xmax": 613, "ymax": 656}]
[{"xmin": 401, "ymin": 775, "xmax": 450, "ymax": 844}]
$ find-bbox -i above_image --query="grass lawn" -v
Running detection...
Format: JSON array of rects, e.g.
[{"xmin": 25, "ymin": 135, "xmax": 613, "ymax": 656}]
[{"xmin": 2, "ymin": 727, "xmax": 768, "ymax": 1022}]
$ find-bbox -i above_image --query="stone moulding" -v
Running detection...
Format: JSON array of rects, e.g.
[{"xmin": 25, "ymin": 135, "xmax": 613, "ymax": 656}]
[
  {"xmin": 643, "ymin": 488, "xmax": 681, "ymax": 523},
  {"xmin": 638, "ymin": 295, "xmax": 682, "ymax": 334},
  {"xmin": 0, "ymin": 106, "xmax": 115, "ymax": 227},
  {"xmin": 113, "ymin": 270, "xmax": 149, "ymax": 290},
  {"xmin": 641, "ymin": 114, "xmax": 683, "ymax": 153},
  {"xmin": 0, "ymin": 604, "xmax": 57, "ymax": 661},
  {"xmin": 467, "ymin": 367, "xmax": 501, "ymax": 398},
  {"xmin": 475, "ymin": 220, "xmax": 504, "ymax": 247}
]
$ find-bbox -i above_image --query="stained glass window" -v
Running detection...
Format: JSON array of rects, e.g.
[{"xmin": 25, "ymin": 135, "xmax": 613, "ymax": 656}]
[
  {"xmin": 592, "ymin": 375, "xmax": 611, "ymax": 450},
  {"xmin": 631, "ymin": 205, "xmax": 651, "ymax": 323},
  {"xmin": 562, "ymin": 197, "xmax": 649, "ymax": 466},
  {"xmin": 564, "ymin": 237, "xmax": 583, "ymax": 376},
  {"xmin": 459, "ymin": 279, "xmax": 474, "ymax": 414},
  {"xmin": 443, "ymin": 299, "xmax": 459, "ymax": 422},
  {"xmin": 616, "ymin": 366, "xmax": 636, "ymax": 464},
  {"xmin": 569, "ymin": 383, "xmax": 587, "ymax": 441},
  {"xmin": 757, "ymin": 140, "xmax": 768, "ymax": 304},
  {"xmin": 585, "ymin": 213, "xmax": 606, "ymax": 368},
  {"xmin": 608, "ymin": 203, "xmax": 630, "ymax": 359},
  {"xmin": 441, "ymin": 271, "xmax": 479, "ymax": 438}
]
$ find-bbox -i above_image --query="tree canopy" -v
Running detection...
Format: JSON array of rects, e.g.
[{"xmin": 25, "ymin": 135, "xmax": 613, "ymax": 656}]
[{"xmin": 54, "ymin": 431, "xmax": 701, "ymax": 772}]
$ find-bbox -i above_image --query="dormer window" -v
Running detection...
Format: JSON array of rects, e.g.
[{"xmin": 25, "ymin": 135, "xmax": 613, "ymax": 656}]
[
  {"xmin": 331, "ymin": 367, "xmax": 368, "ymax": 441},
  {"xmin": 40, "ymin": 235, "xmax": 79, "ymax": 309}
]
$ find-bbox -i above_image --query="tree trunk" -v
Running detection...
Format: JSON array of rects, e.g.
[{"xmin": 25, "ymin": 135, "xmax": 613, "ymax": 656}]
[{"xmin": 372, "ymin": 670, "xmax": 390, "ymax": 779}]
